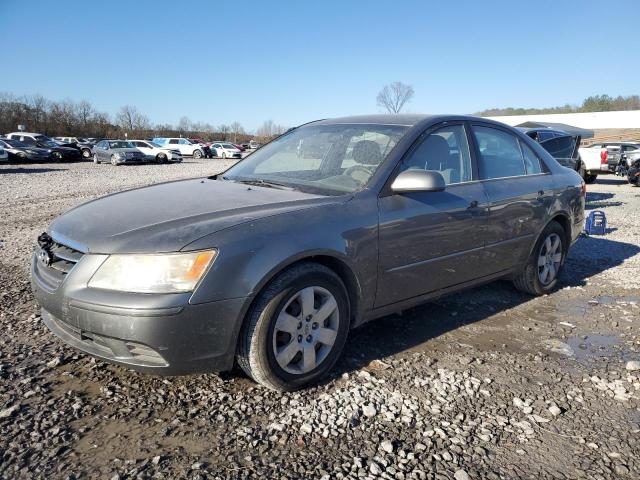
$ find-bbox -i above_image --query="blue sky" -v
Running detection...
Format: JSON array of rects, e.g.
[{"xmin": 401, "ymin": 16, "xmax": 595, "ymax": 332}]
[{"xmin": 1, "ymin": 0, "xmax": 639, "ymax": 131}]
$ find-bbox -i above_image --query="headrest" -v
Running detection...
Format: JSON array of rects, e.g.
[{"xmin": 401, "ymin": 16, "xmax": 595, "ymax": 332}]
[{"xmin": 352, "ymin": 140, "xmax": 382, "ymax": 165}]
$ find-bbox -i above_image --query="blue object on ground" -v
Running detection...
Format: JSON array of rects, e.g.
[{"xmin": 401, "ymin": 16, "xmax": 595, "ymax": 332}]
[{"xmin": 585, "ymin": 210, "xmax": 607, "ymax": 235}]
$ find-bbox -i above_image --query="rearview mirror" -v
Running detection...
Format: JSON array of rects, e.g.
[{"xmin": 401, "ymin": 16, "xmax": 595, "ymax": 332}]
[{"xmin": 391, "ymin": 169, "xmax": 446, "ymax": 193}]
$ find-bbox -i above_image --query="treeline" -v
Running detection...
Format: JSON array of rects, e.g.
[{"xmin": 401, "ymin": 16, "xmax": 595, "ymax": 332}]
[
  {"xmin": 476, "ymin": 94, "xmax": 640, "ymax": 116},
  {"xmin": 0, "ymin": 92, "xmax": 287, "ymax": 143}
]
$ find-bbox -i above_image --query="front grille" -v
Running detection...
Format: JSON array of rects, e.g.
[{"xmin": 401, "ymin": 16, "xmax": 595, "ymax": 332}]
[{"xmin": 34, "ymin": 241, "xmax": 84, "ymax": 290}]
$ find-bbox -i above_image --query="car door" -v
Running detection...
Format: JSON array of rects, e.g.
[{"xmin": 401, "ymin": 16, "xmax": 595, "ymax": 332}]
[
  {"xmin": 538, "ymin": 133, "xmax": 580, "ymax": 169},
  {"xmin": 99, "ymin": 141, "xmax": 110, "ymax": 161},
  {"xmin": 133, "ymin": 141, "xmax": 151, "ymax": 156},
  {"xmin": 376, "ymin": 122, "xmax": 490, "ymax": 307},
  {"xmin": 470, "ymin": 123, "xmax": 554, "ymax": 272}
]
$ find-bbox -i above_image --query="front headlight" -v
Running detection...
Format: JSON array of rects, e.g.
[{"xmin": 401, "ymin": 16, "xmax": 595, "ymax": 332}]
[{"xmin": 88, "ymin": 250, "xmax": 217, "ymax": 293}]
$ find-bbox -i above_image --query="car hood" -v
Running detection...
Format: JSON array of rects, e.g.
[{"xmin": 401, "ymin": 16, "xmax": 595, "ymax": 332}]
[{"xmin": 49, "ymin": 178, "xmax": 342, "ymax": 254}]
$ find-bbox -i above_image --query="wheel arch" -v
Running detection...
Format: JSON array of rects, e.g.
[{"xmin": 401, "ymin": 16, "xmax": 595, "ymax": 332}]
[
  {"xmin": 528, "ymin": 213, "xmax": 572, "ymax": 260},
  {"xmin": 240, "ymin": 253, "xmax": 362, "ymax": 334}
]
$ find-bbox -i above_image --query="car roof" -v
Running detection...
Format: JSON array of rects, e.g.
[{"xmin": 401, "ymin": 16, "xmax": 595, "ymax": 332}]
[
  {"xmin": 7, "ymin": 132, "xmax": 45, "ymax": 136},
  {"xmin": 311, "ymin": 114, "xmax": 513, "ymax": 128}
]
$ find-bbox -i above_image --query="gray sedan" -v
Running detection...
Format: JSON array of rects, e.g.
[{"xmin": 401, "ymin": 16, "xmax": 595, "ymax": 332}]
[
  {"xmin": 93, "ymin": 140, "xmax": 146, "ymax": 165},
  {"xmin": 31, "ymin": 114, "xmax": 585, "ymax": 390}
]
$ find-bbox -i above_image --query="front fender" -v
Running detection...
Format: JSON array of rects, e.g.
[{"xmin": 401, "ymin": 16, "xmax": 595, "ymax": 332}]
[{"xmin": 185, "ymin": 196, "xmax": 379, "ymax": 312}]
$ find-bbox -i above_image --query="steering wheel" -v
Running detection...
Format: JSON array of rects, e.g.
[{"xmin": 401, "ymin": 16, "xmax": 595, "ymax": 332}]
[{"xmin": 344, "ymin": 164, "xmax": 373, "ymax": 184}]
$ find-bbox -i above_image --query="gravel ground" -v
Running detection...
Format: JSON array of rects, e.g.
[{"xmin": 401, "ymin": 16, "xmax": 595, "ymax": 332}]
[{"xmin": 1, "ymin": 161, "xmax": 639, "ymax": 479}]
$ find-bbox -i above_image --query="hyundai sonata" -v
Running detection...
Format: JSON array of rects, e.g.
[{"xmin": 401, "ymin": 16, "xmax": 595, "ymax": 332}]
[{"xmin": 31, "ymin": 115, "xmax": 585, "ymax": 390}]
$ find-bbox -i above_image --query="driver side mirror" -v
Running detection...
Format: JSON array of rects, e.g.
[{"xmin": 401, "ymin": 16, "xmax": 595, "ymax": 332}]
[{"xmin": 391, "ymin": 169, "xmax": 446, "ymax": 193}]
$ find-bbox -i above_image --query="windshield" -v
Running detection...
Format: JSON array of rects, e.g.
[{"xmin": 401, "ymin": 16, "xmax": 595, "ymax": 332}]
[
  {"xmin": 223, "ymin": 123, "xmax": 408, "ymax": 195},
  {"xmin": 222, "ymin": 143, "xmax": 236, "ymax": 149},
  {"xmin": 108, "ymin": 141, "xmax": 133, "ymax": 149},
  {"xmin": 34, "ymin": 135, "xmax": 59, "ymax": 148},
  {"xmin": 150, "ymin": 141, "xmax": 162, "ymax": 148}
]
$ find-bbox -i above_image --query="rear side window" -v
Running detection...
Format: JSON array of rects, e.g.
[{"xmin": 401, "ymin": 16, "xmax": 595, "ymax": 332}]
[
  {"xmin": 519, "ymin": 140, "xmax": 543, "ymax": 174},
  {"xmin": 472, "ymin": 126, "xmax": 526, "ymax": 179},
  {"xmin": 169, "ymin": 139, "xmax": 179, "ymax": 144},
  {"xmin": 401, "ymin": 124, "xmax": 472, "ymax": 184}
]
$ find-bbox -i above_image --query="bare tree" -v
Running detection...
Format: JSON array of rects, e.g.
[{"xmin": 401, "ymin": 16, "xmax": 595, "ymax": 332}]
[
  {"xmin": 116, "ymin": 105, "xmax": 150, "ymax": 132},
  {"xmin": 376, "ymin": 81, "xmax": 415, "ymax": 114},
  {"xmin": 230, "ymin": 121, "xmax": 244, "ymax": 142},
  {"xmin": 218, "ymin": 124, "xmax": 231, "ymax": 140},
  {"xmin": 178, "ymin": 116, "xmax": 192, "ymax": 133}
]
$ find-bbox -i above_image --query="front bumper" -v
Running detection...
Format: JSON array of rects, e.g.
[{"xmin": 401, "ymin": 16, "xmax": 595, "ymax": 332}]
[{"xmin": 31, "ymin": 252, "xmax": 248, "ymax": 375}]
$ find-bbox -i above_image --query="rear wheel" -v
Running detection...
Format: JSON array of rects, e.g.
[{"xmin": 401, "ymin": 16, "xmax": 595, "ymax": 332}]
[
  {"xmin": 81, "ymin": 148, "xmax": 91, "ymax": 159},
  {"xmin": 513, "ymin": 221, "xmax": 566, "ymax": 295},
  {"xmin": 222, "ymin": 152, "xmax": 227, "ymax": 159},
  {"xmin": 93, "ymin": 154, "xmax": 100, "ymax": 164},
  {"xmin": 237, "ymin": 263, "xmax": 350, "ymax": 391},
  {"xmin": 584, "ymin": 174, "xmax": 597, "ymax": 184},
  {"xmin": 51, "ymin": 151, "xmax": 63, "ymax": 162}
]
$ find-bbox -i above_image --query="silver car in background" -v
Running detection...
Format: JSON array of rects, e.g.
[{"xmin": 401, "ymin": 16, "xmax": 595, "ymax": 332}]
[{"xmin": 92, "ymin": 140, "xmax": 146, "ymax": 165}]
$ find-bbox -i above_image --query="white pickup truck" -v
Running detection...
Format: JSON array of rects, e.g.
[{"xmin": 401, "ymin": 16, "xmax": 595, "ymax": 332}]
[{"xmin": 577, "ymin": 143, "xmax": 620, "ymax": 183}]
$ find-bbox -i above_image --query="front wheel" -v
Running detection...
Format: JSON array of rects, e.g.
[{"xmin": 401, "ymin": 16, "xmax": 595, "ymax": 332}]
[
  {"xmin": 110, "ymin": 155, "xmax": 119, "ymax": 166},
  {"xmin": 156, "ymin": 153, "xmax": 167, "ymax": 163},
  {"xmin": 222, "ymin": 152, "xmax": 227, "ymax": 159},
  {"xmin": 81, "ymin": 148, "xmax": 91, "ymax": 159},
  {"xmin": 193, "ymin": 149, "xmax": 203, "ymax": 159},
  {"xmin": 584, "ymin": 174, "xmax": 597, "ymax": 184},
  {"xmin": 237, "ymin": 263, "xmax": 350, "ymax": 391},
  {"xmin": 93, "ymin": 154, "xmax": 99, "ymax": 164},
  {"xmin": 513, "ymin": 221, "xmax": 566, "ymax": 295}
]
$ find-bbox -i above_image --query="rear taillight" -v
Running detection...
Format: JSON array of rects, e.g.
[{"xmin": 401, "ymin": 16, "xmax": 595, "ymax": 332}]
[
  {"xmin": 581, "ymin": 181, "xmax": 586, "ymax": 197},
  {"xmin": 600, "ymin": 149, "xmax": 608, "ymax": 164}
]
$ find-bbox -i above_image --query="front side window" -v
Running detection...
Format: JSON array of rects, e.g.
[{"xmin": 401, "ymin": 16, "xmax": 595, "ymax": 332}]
[
  {"xmin": 400, "ymin": 124, "xmax": 472, "ymax": 184},
  {"xmin": 179, "ymin": 139, "xmax": 190, "ymax": 145},
  {"xmin": 473, "ymin": 126, "xmax": 526, "ymax": 179},
  {"xmin": 224, "ymin": 123, "xmax": 408, "ymax": 195},
  {"xmin": 169, "ymin": 139, "xmax": 179, "ymax": 144},
  {"xmin": 108, "ymin": 141, "xmax": 132, "ymax": 149}
]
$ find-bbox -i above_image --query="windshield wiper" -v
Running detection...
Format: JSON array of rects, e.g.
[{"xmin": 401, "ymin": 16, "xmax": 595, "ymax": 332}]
[{"xmin": 233, "ymin": 178, "xmax": 295, "ymax": 190}]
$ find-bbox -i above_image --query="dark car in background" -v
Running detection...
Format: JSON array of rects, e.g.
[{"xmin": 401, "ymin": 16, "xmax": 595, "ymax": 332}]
[
  {"xmin": 31, "ymin": 114, "xmax": 585, "ymax": 391},
  {"xmin": 519, "ymin": 127, "xmax": 581, "ymax": 171},
  {"xmin": 6, "ymin": 132, "xmax": 82, "ymax": 161},
  {"xmin": 54, "ymin": 136, "xmax": 96, "ymax": 159},
  {"xmin": 92, "ymin": 139, "xmax": 146, "ymax": 165},
  {"xmin": 0, "ymin": 137, "xmax": 52, "ymax": 161}
]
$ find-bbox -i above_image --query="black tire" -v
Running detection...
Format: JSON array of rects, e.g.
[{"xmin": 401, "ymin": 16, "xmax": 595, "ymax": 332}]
[
  {"xmin": 156, "ymin": 153, "xmax": 168, "ymax": 163},
  {"xmin": 93, "ymin": 154, "xmax": 100, "ymax": 164},
  {"xmin": 110, "ymin": 155, "xmax": 119, "ymax": 166},
  {"xmin": 584, "ymin": 174, "xmax": 597, "ymax": 184},
  {"xmin": 513, "ymin": 221, "xmax": 567, "ymax": 295},
  {"xmin": 237, "ymin": 262, "xmax": 350, "ymax": 391},
  {"xmin": 51, "ymin": 151, "xmax": 63, "ymax": 162},
  {"xmin": 193, "ymin": 149, "xmax": 203, "ymax": 159},
  {"xmin": 81, "ymin": 148, "xmax": 91, "ymax": 159},
  {"xmin": 222, "ymin": 152, "xmax": 227, "ymax": 159}
]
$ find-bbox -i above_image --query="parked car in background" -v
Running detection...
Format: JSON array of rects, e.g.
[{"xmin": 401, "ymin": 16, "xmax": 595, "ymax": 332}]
[
  {"xmin": 249, "ymin": 141, "xmax": 261, "ymax": 149},
  {"xmin": 188, "ymin": 138, "xmax": 212, "ymax": 158},
  {"xmin": 577, "ymin": 143, "xmax": 624, "ymax": 183},
  {"xmin": 129, "ymin": 140, "xmax": 183, "ymax": 163},
  {"xmin": 6, "ymin": 132, "xmax": 82, "ymax": 161},
  {"xmin": 31, "ymin": 114, "xmax": 584, "ymax": 391},
  {"xmin": 519, "ymin": 127, "xmax": 581, "ymax": 172},
  {"xmin": 594, "ymin": 142, "xmax": 640, "ymax": 176},
  {"xmin": 92, "ymin": 140, "xmax": 146, "ymax": 165},
  {"xmin": 233, "ymin": 143, "xmax": 246, "ymax": 152},
  {"xmin": 153, "ymin": 138, "xmax": 205, "ymax": 158},
  {"xmin": 211, "ymin": 142, "xmax": 242, "ymax": 159},
  {"xmin": 240, "ymin": 143, "xmax": 251, "ymax": 149},
  {"xmin": 0, "ymin": 147, "xmax": 7, "ymax": 162},
  {"xmin": 627, "ymin": 156, "xmax": 640, "ymax": 186},
  {"xmin": 0, "ymin": 138, "xmax": 52, "ymax": 161},
  {"xmin": 54, "ymin": 136, "xmax": 95, "ymax": 159}
]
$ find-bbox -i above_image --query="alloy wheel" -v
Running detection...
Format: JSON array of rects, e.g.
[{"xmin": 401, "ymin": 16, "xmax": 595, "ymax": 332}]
[
  {"xmin": 272, "ymin": 286, "xmax": 340, "ymax": 374},
  {"xmin": 538, "ymin": 233, "xmax": 562, "ymax": 285}
]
